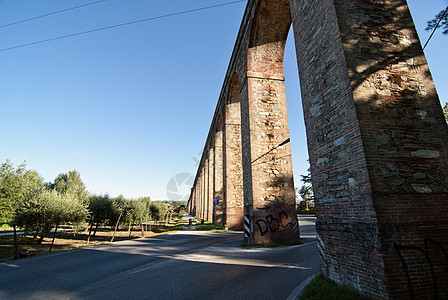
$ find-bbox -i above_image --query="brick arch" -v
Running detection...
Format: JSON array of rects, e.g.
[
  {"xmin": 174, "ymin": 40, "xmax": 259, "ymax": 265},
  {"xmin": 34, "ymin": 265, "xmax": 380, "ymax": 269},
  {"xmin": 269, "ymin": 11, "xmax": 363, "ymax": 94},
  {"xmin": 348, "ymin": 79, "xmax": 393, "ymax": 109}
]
[{"xmin": 247, "ymin": 0, "xmax": 291, "ymax": 78}]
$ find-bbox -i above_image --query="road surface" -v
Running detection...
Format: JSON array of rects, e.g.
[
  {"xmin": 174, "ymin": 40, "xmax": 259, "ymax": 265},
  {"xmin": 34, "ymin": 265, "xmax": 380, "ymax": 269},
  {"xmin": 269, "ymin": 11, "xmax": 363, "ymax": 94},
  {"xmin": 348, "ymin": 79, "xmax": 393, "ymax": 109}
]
[{"xmin": 0, "ymin": 229, "xmax": 318, "ymax": 299}]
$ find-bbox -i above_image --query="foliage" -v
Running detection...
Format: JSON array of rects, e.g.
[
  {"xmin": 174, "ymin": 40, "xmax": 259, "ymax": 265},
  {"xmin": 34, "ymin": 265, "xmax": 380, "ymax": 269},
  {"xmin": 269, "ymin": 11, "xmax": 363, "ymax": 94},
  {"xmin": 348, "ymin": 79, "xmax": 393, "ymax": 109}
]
[
  {"xmin": 49, "ymin": 170, "xmax": 88, "ymax": 205},
  {"xmin": 14, "ymin": 189, "xmax": 88, "ymax": 243},
  {"xmin": 149, "ymin": 201, "xmax": 168, "ymax": 221},
  {"xmin": 297, "ymin": 201, "xmax": 316, "ymax": 215},
  {"xmin": 299, "ymin": 274, "xmax": 372, "ymax": 300},
  {"xmin": 297, "ymin": 165, "xmax": 314, "ymax": 209},
  {"xmin": 0, "ymin": 160, "xmax": 45, "ymax": 224},
  {"xmin": 443, "ymin": 102, "xmax": 448, "ymax": 123},
  {"xmin": 426, "ymin": 7, "xmax": 448, "ymax": 35},
  {"xmin": 89, "ymin": 194, "xmax": 115, "ymax": 226},
  {"xmin": 167, "ymin": 201, "xmax": 186, "ymax": 208}
]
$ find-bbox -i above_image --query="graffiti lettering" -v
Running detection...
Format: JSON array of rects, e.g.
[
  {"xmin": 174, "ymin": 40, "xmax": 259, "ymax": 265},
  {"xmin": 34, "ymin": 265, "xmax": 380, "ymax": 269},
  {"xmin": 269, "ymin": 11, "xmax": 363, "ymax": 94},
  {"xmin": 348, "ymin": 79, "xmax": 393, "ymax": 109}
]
[
  {"xmin": 255, "ymin": 211, "xmax": 295, "ymax": 236},
  {"xmin": 394, "ymin": 238, "xmax": 448, "ymax": 300}
]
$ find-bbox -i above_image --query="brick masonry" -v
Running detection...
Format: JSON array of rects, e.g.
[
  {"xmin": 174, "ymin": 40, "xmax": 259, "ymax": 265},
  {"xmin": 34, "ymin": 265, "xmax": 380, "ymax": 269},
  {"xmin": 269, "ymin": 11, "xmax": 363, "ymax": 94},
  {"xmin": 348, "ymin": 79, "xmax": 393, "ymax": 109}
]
[{"xmin": 187, "ymin": 0, "xmax": 448, "ymax": 298}]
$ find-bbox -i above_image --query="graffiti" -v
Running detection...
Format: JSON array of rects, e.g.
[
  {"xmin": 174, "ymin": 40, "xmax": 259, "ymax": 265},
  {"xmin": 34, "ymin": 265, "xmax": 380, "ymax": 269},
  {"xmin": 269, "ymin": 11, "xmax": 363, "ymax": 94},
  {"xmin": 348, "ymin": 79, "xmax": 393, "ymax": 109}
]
[
  {"xmin": 394, "ymin": 238, "xmax": 448, "ymax": 300},
  {"xmin": 255, "ymin": 210, "xmax": 295, "ymax": 236}
]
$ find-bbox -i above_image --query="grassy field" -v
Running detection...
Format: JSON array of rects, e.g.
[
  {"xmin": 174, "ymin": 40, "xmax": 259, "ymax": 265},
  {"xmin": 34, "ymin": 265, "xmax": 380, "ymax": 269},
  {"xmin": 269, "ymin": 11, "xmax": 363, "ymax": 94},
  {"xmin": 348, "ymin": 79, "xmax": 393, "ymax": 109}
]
[{"xmin": 0, "ymin": 219, "xmax": 187, "ymax": 263}]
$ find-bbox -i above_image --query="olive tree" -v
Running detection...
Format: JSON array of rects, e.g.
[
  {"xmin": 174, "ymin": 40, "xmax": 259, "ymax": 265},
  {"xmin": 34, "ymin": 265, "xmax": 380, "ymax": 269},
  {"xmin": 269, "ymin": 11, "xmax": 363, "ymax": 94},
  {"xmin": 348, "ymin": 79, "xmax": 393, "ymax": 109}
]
[{"xmin": 15, "ymin": 189, "xmax": 88, "ymax": 246}]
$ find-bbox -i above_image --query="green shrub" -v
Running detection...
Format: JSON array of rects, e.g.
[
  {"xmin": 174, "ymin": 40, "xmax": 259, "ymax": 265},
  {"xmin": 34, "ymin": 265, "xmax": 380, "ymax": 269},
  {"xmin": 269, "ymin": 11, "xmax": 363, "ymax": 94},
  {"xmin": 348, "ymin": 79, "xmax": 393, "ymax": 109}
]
[{"xmin": 299, "ymin": 274, "xmax": 372, "ymax": 300}]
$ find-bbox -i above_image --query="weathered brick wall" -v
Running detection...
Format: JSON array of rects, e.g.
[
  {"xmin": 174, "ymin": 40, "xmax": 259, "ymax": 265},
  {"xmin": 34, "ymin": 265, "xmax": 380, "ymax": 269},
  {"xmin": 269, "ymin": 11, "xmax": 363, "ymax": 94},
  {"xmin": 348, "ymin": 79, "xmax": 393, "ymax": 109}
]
[
  {"xmin": 290, "ymin": 0, "xmax": 448, "ymax": 298},
  {"xmin": 337, "ymin": 1, "xmax": 448, "ymax": 298}
]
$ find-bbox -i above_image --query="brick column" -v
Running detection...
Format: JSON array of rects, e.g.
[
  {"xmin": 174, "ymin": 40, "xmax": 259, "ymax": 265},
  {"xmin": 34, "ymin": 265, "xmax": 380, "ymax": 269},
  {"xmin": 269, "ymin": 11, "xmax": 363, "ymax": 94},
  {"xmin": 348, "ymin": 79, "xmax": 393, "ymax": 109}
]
[
  {"xmin": 291, "ymin": 0, "xmax": 448, "ymax": 298},
  {"xmin": 198, "ymin": 170, "xmax": 203, "ymax": 219},
  {"xmin": 214, "ymin": 115, "xmax": 225, "ymax": 225},
  {"xmin": 201, "ymin": 165, "xmax": 206, "ymax": 219},
  {"xmin": 208, "ymin": 145, "xmax": 215, "ymax": 223},
  {"xmin": 224, "ymin": 74, "xmax": 244, "ymax": 230},
  {"xmin": 243, "ymin": 0, "xmax": 299, "ymax": 244}
]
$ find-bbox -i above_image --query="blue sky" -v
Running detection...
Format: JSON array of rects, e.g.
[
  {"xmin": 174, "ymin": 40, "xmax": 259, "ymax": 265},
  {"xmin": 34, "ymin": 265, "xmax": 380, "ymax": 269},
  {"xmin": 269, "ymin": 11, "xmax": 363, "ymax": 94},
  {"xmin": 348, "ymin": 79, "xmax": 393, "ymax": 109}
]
[{"xmin": 0, "ymin": 0, "xmax": 446, "ymax": 201}]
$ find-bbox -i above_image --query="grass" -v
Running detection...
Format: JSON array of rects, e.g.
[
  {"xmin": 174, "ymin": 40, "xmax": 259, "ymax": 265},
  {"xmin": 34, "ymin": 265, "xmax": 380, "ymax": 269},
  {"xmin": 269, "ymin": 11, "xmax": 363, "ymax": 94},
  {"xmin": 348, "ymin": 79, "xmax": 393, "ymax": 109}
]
[
  {"xmin": 193, "ymin": 219, "xmax": 234, "ymax": 232},
  {"xmin": 0, "ymin": 220, "xmax": 185, "ymax": 263},
  {"xmin": 299, "ymin": 274, "xmax": 372, "ymax": 300},
  {"xmin": 195, "ymin": 221, "xmax": 223, "ymax": 231}
]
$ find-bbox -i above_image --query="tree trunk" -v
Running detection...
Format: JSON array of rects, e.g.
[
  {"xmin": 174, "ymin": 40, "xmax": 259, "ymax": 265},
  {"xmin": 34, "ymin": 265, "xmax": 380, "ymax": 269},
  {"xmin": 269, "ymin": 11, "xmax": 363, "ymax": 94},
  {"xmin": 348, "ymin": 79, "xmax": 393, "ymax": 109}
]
[
  {"xmin": 128, "ymin": 222, "xmax": 132, "ymax": 237},
  {"xmin": 13, "ymin": 224, "xmax": 19, "ymax": 259},
  {"xmin": 140, "ymin": 215, "xmax": 144, "ymax": 237},
  {"xmin": 37, "ymin": 227, "xmax": 49, "ymax": 244},
  {"xmin": 111, "ymin": 210, "xmax": 123, "ymax": 243},
  {"xmin": 93, "ymin": 221, "xmax": 99, "ymax": 237},
  {"xmin": 49, "ymin": 223, "xmax": 58, "ymax": 252},
  {"xmin": 87, "ymin": 216, "xmax": 94, "ymax": 244}
]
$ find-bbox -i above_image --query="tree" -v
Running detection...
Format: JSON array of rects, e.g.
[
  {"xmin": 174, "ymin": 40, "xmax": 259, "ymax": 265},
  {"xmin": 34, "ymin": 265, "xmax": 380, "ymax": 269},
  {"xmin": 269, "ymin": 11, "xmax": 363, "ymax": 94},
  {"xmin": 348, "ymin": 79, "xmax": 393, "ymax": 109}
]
[
  {"xmin": 15, "ymin": 189, "xmax": 88, "ymax": 245},
  {"xmin": 426, "ymin": 7, "xmax": 448, "ymax": 35},
  {"xmin": 49, "ymin": 170, "xmax": 88, "ymax": 205},
  {"xmin": 0, "ymin": 160, "xmax": 44, "ymax": 224},
  {"xmin": 298, "ymin": 167, "xmax": 314, "ymax": 212},
  {"xmin": 149, "ymin": 201, "xmax": 168, "ymax": 222},
  {"xmin": 88, "ymin": 194, "xmax": 115, "ymax": 237}
]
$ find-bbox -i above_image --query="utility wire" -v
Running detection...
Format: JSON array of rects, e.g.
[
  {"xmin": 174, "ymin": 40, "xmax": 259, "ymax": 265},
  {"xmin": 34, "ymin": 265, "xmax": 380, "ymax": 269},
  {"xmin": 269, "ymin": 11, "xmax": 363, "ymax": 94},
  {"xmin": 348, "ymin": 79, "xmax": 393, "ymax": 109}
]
[
  {"xmin": 423, "ymin": 6, "xmax": 448, "ymax": 50},
  {"xmin": 0, "ymin": 0, "xmax": 107, "ymax": 29},
  {"xmin": 0, "ymin": 0, "xmax": 246, "ymax": 53}
]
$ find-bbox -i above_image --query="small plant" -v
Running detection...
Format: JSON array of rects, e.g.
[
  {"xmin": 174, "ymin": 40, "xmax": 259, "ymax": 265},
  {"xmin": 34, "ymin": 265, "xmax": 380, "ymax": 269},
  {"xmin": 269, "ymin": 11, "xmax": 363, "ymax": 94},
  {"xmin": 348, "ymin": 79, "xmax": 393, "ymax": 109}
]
[{"xmin": 299, "ymin": 274, "xmax": 372, "ymax": 300}]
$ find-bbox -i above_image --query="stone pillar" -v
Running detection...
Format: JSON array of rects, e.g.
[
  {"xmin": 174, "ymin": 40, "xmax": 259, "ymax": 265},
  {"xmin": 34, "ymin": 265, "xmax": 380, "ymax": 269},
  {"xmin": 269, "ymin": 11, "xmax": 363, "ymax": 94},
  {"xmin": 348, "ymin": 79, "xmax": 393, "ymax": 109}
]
[
  {"xmin": 205, "ymin": 156, "xmax": 210, "ymax": 221},
  {"xmin": 198, "ymin": 170, "xmax": 203, "ymax": 219},
  {"xmin": 291, "ymin": 0, "xmax": 448, "ymax": 298},
  {"xmin": 208, "ymin": 144, "xmax": 215, "ymax": 223},
  {"xmin": 243, "ymin": 0, "xmax": 299, "ymax": 244},
  {"xmin": 224, "ymin": 74, "xmax": 245, "ymax": 230},
  {"xmin": 214, "ymin": 114, "xmax": 225, "ymax": 225},
  {"xmin": 201, "ymin": 165, "xmax": 206, "ymax": 219},
  {"xmin": 243, "ymin": 75, "xmax": 299, "ymax": 244}
]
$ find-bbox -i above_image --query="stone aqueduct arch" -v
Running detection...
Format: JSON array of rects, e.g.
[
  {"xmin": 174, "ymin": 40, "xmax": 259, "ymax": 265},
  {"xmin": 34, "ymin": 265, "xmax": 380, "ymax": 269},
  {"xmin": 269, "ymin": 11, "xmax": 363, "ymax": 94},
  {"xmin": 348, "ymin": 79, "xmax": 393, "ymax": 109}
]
[{"xmin": 187, "ymin": 0, "xmax": 448, "ymax": 298}]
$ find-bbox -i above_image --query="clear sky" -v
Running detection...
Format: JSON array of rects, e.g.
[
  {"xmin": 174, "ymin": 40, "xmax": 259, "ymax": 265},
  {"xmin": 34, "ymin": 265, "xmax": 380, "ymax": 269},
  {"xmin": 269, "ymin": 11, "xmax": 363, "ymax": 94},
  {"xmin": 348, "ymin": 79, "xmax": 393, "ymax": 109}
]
[{"xmin": 0, "ymin": 0, "xmax": 447, "ymax": 201}]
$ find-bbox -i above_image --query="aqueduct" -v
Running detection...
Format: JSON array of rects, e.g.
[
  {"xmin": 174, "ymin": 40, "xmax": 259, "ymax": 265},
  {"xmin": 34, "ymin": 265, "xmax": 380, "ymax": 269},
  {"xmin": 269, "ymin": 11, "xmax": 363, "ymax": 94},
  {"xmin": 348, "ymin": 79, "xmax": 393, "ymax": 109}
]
[{"xmin": 186, "ymin": 0, "xmax": 448, "ymax": 298}]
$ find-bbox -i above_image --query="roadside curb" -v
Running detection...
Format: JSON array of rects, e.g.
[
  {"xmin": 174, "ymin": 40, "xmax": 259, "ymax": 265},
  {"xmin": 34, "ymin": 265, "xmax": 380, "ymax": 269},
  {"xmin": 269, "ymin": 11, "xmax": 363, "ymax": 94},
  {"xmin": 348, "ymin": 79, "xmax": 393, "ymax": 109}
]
[{"xmin": 286, "ymin": 274, "xmax": 315, "ymax": 300}]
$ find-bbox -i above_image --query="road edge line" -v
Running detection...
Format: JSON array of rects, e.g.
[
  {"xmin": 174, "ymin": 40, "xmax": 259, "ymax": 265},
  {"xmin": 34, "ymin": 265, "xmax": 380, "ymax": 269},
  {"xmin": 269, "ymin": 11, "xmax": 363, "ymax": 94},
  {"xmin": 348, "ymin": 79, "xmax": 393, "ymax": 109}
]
[{"xmin": 286, "ymin": 274, "xmax": 316, "ymax": 300}]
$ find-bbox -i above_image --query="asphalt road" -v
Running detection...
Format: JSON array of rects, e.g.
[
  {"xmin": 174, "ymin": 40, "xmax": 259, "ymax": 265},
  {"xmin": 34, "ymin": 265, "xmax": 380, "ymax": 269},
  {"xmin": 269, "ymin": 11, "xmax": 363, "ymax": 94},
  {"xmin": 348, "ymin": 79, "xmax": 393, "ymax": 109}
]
[{"xmin": 0, "ymin": 217, "xmax": 318, "ymax": 300}]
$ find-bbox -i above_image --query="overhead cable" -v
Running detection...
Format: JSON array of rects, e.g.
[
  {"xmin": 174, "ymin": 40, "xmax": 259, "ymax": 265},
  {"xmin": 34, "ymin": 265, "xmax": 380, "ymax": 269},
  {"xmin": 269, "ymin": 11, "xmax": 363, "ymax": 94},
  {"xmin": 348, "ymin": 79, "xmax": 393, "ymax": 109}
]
[
  {"xmin": 0, "ymin": 0, "xmax": 107, "ymax": 29},
  {"xmin": 0, "ymin": 0, "xmax": 246, "ymax": 53}
]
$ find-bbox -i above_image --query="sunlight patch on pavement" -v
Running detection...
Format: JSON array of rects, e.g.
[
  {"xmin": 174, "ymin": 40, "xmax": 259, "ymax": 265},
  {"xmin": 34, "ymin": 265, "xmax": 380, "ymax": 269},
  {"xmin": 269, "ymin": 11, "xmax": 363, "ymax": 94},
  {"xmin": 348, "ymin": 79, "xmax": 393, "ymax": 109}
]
[{"xmin": 161, "ymin": 252, "xmax": 312, "ymax": 270}]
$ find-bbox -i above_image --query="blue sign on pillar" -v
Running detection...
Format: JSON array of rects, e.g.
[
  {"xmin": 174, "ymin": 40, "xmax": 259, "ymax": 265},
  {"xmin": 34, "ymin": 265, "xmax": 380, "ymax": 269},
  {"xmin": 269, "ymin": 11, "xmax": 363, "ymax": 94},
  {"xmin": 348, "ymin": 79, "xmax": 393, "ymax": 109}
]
[{"xmin": 213, "ymin": 199, "xmax": 219, "ymax": 205}]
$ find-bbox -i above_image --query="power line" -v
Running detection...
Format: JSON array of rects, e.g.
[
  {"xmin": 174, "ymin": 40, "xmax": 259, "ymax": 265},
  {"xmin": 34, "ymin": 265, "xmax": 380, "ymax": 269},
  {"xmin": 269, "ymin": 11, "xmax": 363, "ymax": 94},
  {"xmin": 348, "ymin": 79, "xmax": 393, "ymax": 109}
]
[
  {"xmin": 0, "ymin": 0, "xmax": 246, "ymax": 53},
  {"xmin": 0, "ymin": 0, "xmax": 107, "ymax": 29},
  {"xmin": 423, "ymin": 6, "xmax": 448, "ymax": 50}
]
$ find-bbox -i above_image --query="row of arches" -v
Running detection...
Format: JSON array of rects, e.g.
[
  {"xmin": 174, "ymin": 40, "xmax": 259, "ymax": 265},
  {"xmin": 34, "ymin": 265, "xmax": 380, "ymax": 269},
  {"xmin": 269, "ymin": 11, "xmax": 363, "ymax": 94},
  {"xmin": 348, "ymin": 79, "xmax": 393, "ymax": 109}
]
[
  {"xmin": 187, "ymin": 0, "xmax": 298, "ymax": 244},
  {"xmin": 187, "ymin": 0, "xmax": 448, "ymax": 298}
]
